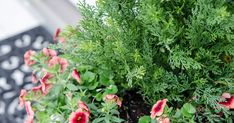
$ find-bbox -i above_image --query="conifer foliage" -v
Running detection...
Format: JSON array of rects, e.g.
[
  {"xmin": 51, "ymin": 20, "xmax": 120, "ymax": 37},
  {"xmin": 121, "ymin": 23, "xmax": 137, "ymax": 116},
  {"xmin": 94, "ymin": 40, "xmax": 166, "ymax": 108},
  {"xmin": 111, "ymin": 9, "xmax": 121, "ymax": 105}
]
[
  {"xmin": 60, "ymin": 0, "xmax": 234, "ymax": 122},
  {"xmin": 21, "ymin": 0, "xmax": 234, "ymax": 122}
]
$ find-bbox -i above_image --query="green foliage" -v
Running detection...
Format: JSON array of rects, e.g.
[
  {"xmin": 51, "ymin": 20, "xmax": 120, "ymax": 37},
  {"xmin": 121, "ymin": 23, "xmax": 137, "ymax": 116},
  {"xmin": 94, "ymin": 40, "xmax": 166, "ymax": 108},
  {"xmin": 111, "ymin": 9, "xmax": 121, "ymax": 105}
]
[{"xmin": 138, "ymin": 116, "xmax": 151, "ymax": 123}]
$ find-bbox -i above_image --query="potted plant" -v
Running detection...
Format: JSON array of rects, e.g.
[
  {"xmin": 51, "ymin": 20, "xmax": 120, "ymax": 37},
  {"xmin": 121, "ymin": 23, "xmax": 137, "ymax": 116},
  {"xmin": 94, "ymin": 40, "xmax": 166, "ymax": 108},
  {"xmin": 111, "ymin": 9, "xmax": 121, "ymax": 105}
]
[{"xmin": 20, "ymin": 0, "xmax": 234, "ymax": 122}]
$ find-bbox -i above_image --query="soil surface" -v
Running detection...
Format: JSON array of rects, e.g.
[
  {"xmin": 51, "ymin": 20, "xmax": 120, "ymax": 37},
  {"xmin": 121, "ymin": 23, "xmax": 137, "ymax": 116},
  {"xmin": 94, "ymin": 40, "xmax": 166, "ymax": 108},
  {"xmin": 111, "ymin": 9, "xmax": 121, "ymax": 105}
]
[{"xmin": 120, "ymin": 90, "xmax": 151, "ymax": 123}]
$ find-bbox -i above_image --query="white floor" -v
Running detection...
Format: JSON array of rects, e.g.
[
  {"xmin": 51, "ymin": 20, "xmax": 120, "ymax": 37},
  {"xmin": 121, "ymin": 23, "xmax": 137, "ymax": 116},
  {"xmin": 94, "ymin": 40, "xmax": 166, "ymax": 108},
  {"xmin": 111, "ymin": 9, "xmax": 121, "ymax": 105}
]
[
  {"xmin": 0, "ymin": 0, "xmax": 40, "ymax": 40},
  {"xmin": 0, "ymin": 0, "xmax": 96, "ymax": 41}
]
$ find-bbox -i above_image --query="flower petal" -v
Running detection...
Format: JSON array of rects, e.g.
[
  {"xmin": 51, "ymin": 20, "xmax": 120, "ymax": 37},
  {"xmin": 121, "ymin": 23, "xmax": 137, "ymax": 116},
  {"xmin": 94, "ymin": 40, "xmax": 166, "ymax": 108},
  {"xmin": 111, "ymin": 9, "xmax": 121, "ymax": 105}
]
[
  {"xmin": 25, "ymin": 101, "xmax": 34, "ymax": 123},
  {"xmin": 104, "ymin": 94, "xmax": 122, "ymax": 107},
  {"xmin": 24, "ymin": 50, "xmax": 36, "ymax": 66},
  {"xmin": 150, "ymin": 99, "xmax": 168, "ymax": 119},
  {"xmin": 72, "ymin": 69, "xmax": 81, "ymax": 83},
  {"xmin": 19, "ymin": 89, "xmax": 27, "ymax": 108}
]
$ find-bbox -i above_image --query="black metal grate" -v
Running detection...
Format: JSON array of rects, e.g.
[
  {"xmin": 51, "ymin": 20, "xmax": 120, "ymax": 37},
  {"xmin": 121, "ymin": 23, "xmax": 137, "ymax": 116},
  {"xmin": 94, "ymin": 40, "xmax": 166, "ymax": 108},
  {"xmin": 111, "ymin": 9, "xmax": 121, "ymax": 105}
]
[{"xmin": 0, "ymin": 26, "xmax": 52, "ymax": 123}]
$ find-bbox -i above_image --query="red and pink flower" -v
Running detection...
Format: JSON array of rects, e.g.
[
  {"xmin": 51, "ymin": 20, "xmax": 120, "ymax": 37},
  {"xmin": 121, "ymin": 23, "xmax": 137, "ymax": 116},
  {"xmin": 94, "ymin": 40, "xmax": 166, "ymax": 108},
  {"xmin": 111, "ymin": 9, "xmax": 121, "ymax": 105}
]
[
  {"xmin": 104, "ymin": 94, "xmax": 122, "ymax": 107},
  {"xmin": 150, "ymin": 99, "xmax": 168, "ymax": 119},
  {"xmin": 40, "ymin": 79, "xmax": 52, "ymax": 95},
  {"xmin": 72, "ymin": 69, "xmax": 81, "ymax": 83},
  {"xmin": 31, "ymin": 85, "xmax": 42, "ymax": 93},
  {"xmin": 42, "ymin": 48, "xmax": 57, "ymax": 59},
  {"xmin": 41, "ymin": 72, "xmax": 54, "ymax": 83},
  {"xmin": 78, "ymin": 101, "xmax": 90, "ymax": 117},
  {"xmin": 219, "ymin": 92, "xmax": 234, "ymax": 109},
  {"xmin": 69, "ymin": 110, "xmax": 89, "ymax": 123},
  {"xmin": 31, "ymin": 72, "xmax": 53, "ymax": 95},
  {"xmin": 53, "ymin": 28, "xmax": 65, "ymax": 43},
  {"xmin": 24, "ymin": 101, "xmax": 34, "ymax": 123},
  {"xmin": 19, "ymin": 89, "xmax": 27, "ymax": 108},
  {"xmin": 24, "ymin": 50, "xmax": 36, "ymax": 66},
  {"xmin": 48, "ymin": 56, "xmax": 69, "ymax": 73}
]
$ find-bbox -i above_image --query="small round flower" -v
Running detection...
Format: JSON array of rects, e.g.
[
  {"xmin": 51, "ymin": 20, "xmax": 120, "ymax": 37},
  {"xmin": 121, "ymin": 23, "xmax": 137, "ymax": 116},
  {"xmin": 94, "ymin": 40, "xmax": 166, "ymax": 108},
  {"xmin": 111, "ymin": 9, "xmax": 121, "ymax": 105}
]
[
  {"xmin": 48, "ymin": 56, "xmax": 69, "ymax": 73},
  {"xmin": 78, "ymin": 101, "xmax": 90, "ymax": 117},
  {"xmin": 150, "ymin": 99, "xmax": 168, "ymax": 119},
  {"xmin": 25, "ymin": 101, "xmax": 34, "ymax": 123},
  {"xmin": 42, "ymin": 48, "xmax": 57, "ymax": 58},
  {"xmin": 19, "ymin": 89, "xmax": 27, "ymax": 108},
  {"xmin": 24, "ymin": 50, "xmax": 36, "ymax": 66},
  {"xmin": 53, "ymin": 28, "xmax": 66, "ymax": 43},
  {"xmin": 69, "ymin": 110, "xmax": 89, "ymax": 123},
  {"xmin": 40, "ymin": 79, "xmax": 52, "ymax": 95},
  {"xmin": 72, "ymin": 69, "xmax": 81, "ymax": 83},
  {"xmin": 104, "ymin": 94, "xmax": 122, "ymax": 107},
  {"xmin": 41, "ymin": 72, "xmax": 53, "ymax": 83}
]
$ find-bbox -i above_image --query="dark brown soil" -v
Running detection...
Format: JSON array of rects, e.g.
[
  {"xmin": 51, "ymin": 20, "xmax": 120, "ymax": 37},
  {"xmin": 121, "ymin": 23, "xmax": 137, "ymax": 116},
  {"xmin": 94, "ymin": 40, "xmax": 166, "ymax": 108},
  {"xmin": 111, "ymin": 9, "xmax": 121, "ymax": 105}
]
[{"xmin": 120, "ymin": 90, "xmax": 151, "ymax": 123}]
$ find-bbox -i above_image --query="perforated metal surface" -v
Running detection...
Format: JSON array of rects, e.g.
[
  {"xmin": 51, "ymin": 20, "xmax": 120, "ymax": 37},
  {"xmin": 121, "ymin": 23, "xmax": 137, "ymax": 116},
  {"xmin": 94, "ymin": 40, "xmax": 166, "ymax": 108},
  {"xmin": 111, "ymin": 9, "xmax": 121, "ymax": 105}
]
[{"xmin": 0, "ymin": 26, "xmax": 52, "ymax": 123}]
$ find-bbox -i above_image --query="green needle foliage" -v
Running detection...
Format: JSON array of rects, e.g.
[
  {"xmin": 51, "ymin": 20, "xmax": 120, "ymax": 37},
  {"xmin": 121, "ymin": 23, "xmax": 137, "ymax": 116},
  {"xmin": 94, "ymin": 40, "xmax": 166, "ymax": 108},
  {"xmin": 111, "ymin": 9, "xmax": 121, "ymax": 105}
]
[{"xmin": 54, "ymin": 0, "xmax": 234, "ymax": 122}]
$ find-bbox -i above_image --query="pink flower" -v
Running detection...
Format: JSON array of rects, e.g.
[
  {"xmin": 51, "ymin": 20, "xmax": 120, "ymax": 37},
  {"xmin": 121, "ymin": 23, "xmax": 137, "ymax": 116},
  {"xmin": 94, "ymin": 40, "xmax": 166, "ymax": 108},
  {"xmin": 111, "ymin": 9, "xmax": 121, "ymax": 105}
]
[
  {"xmin": 156, "ymin": 117, "xmax": 170, "ymax": 123},
  {"xmin": 221, "ymin": 92, "xmax": 231, "ymax": 99},
  {"xmin": 24, "ymin": 101, "xmax": 34, "ymax": 123},
  {"xmin": 150, "ymin": 99, "xmax": 168, "ymax": 119},
  {"xmin": 31, "ymin": 73, "xmax": 38, "ymax": 83},
  {"xmin": 31, "ymin": 85, "xmax": 42, "ymax": 93},
  {"xmin": 69, "ymin": 110, "xmax": 89, "ymax": 123},
  {"xmin": 40, "ymin": 79, "xmax": 52, "ymax": 95},
  {"xmin": 72, "ymin": 69, "xmax": 81, "ymax": 83},
  {"xmin": 53, "ymin": 28, "xmax": 61, "ymax": 41},
  {"xmin": 104, "ymin": 94, "xmax": 122, "ymax": 107},
  {"xmin": 219, "ymin": 94, "xmax": 234, "ymax": 109},
  {"xmin": 31, "ymin": 72, "xmax": 53, "ymax": 95},
  {"xmin": 19, "ymin": 89, "xmax": 27, "ymax": 108},
  {"xmin": 53, "ymin": 28, "xmax": 65, "ymax": 43},
  {"xmin": 42, "ymin": 48, "xmax": 57, "ymax": 58},
  {"xmin": 78, "ymin": 101, "xmax": 90, "ymax": 117},
  {"xmin": 48, "ymin": 56, "xmax": 69, "ymax": 73},
  {"xmin": 41, "ymin": 72, "xmax": 53, "ymax": 83},
  {"xmin": 40, "ymin": 72, "xmax": 53, "ymax": 95},
  {"xmin": 24, "ymin": 50, "xmax": 36, "ymax": 66}
]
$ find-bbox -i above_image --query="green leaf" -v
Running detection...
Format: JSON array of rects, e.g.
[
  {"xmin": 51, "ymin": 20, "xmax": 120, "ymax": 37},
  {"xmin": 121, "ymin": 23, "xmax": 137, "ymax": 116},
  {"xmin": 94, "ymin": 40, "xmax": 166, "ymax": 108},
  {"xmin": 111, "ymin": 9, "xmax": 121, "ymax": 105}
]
[
  {"xmin": 111, "ymin": 116, "xmax": 124, "ymax": 123},
  {"xmin": 92, "ymin": 117, "xmax": 105, "ymax": 123},
  {"xmin": 181, "ymin": 103, "xmax": 196, "ymax": 117},
  {"xmin": 138, "ymin": 116, "xmax": 151, "ymax": 123},
  {"xmin": 182, "ymin": 103, "xmax": 196, "ymax": 114},
  {"xmin": 77, "ymin": 65, "xmax": 94, "ymax": 71},
  {"xmin": 66, "ymin": 83, "xmax": 78, "ymax": 91},
  {"xmin": 174, "ymin": 109, "xmax": 182, "ymax": 118},
  {"xmin": 88, "ymin": 82, "xmax": 99, "ymax": 90},
  {"xmin": 81, "ymin": 71, "xmax": 96, "ymax": 82},
  {"xmin": 104, "ymin": 85, "xmax": 118, "ymax": 94},
  {"xmin": 95, "ymin": 93, "xmax": 103, "ymax": 101}
]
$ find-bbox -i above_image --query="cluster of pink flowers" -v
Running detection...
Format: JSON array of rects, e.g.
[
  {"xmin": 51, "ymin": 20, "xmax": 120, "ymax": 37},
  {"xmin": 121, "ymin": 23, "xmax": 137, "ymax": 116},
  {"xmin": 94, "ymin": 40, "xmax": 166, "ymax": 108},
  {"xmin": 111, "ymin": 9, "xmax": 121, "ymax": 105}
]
[
  {"xmin": 21, "ymin": 48, "xmax": 70, "ymax": 123},
  {"xmin": 19, "ymin": 90, "xmax": 34, "ymax": 123},
  {"xmin": 219, "ymin": 92, "xmax": 234, "ymax": 109},
  {"xmin": 150, "ymin": 99, "xmax": 170, "ymax": 123},
  {"xmin": 69, "ymin": 101, "xmax": 90, "ymax": 123},
  {"xmin": 21, "ymin": 47, "xmax": 124, "ymax": 123}
]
